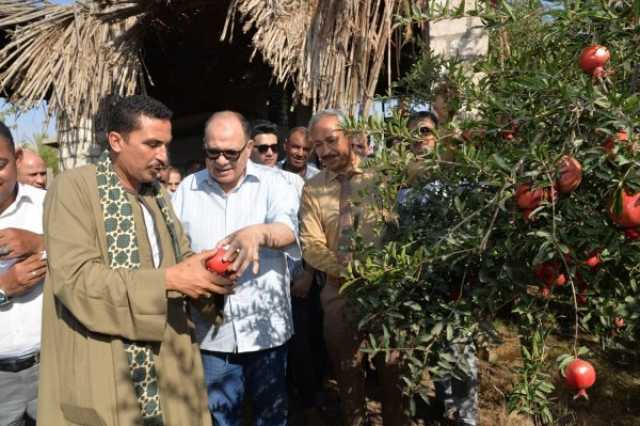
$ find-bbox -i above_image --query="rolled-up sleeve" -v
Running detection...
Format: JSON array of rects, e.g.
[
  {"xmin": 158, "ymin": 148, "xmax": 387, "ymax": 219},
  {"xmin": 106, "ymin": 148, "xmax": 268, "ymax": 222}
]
[{"xmin": 44, "ymin": 172, "xmax": 168, "ymax": 342}]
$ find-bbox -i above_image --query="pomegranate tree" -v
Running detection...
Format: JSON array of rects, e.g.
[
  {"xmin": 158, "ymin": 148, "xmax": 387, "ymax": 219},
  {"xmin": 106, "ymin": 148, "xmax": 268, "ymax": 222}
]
[{"xmin": 345, "ymin": 0, "xmax": 640, "ymax": 424}]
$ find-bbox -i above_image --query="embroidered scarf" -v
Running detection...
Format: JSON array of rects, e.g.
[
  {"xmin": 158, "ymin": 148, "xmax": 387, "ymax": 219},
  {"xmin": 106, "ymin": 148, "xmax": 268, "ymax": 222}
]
[{"xmin": 96, "ymin": 152, "xmax": 181, "ymax": 425}]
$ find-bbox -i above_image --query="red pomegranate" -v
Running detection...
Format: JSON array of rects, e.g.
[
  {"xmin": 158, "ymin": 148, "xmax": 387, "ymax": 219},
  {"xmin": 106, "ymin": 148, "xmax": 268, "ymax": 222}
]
[
  {"xmin": 584, "ymin": 251, "xmax": 601, "ymax": 270},
  {"xmin": 539, "ymin": 286, "xmax": 551, "ymax": 299},
  {"xmin": 516, "ymin": 185, "xmax": 544, "ymax": 209},
  {"xmin": 609, "ymin": 190, "xmax": 640, "ymax": 228},
  {"xmin": 624, "ymin": 228, "xmax": 640, "ymax": 240},
  {"xmin": 577, "ymin": 292, "xmax": 588, "ymax": 306},
  {"xmin": 579, "ymin": 45, "xmax": 610, "ymax": 74},
  {"xmin": 534, "ymin": 261, "xmax": 565, "ymax": 287},
  {"xmin": 614, "ymin": 317, "xmax": 625, "ymax": 329},
  {"xmin": 592, "ymin": 66, "xmax": 606, "ymax": 78},
  {"xmin": 556, "ymin": 155, "xmax": 583, "ymax": 194},
  {"xmin": 205, "ymin": 247, "xmax": 233, "ymax": 274},
  {"xmin": 564, "ymin": 358, "xmax": 596, "ymax": 400},
  {"xmin": 603, "ymin": 130, "xmax": 629, "ymax": 154}
]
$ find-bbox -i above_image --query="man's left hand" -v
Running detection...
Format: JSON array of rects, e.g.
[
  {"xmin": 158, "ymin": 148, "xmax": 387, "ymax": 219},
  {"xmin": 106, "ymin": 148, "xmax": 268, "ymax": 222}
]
[
  {"xmin": 217, "ymin": 225, "xmax": 266, "ymax": 278},
  {"xmin": 0, "ymin": 228, "xmax": 45, "ymax": 259}
]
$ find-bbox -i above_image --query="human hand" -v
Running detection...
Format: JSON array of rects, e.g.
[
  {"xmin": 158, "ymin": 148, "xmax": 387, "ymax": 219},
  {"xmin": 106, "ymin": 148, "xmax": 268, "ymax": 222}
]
[
  {"xmin": 291, "ymin": 269, "xmax": 314, "ymax": 299},
  {"xmin": 0, "ymin": 253, "xmax": 47, "ymax": 297},
  {"xmin": 0, "ymin": 228, "xmax": 44, "ymax": 259},
  {"xmin": 216, "ymin": 225, "xmax": 266, "ymax": 278},
  {"xmin": 166, "ymin": 250, "xmax": 236, "ymax": 299}
]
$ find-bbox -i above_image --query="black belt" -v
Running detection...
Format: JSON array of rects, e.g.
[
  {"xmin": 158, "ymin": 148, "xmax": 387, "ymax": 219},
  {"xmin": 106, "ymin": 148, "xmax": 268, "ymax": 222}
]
[{"xmin": 0, "ymin": 352, "xmax": 40, "ymax": 373}]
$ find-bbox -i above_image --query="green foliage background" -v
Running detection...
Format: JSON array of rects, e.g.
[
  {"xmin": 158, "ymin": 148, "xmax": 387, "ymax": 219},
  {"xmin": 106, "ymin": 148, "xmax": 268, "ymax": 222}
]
[{"xmin": 346, "ymin": 0, "xmax": 640, "ymax": 422}]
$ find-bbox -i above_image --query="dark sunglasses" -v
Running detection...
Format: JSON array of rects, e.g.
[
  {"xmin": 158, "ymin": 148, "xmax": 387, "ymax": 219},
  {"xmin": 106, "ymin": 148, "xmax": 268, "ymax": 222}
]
[
  {"xmin": 204, "ymin": 141, "xmax": 248, "ymax": 162},
  {"xmin": 418, "ymin": 126, "xmax": 434, "ymax": 136},
  {"xmin": 255, "ymin": 144, "xmax": 278, "ymax": 154}
]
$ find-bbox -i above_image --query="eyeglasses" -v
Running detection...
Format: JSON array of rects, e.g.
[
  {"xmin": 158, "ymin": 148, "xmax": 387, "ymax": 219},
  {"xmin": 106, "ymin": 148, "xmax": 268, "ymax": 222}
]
[
  {"xmin": 204, "ymin": 141, "xmax": 248, "ymax": 162},
  {"xmin": 418, "ymin": 126, "xmax": 434, "ymax": 136},
  {"xmin": 255, "ymin": 144, "xmax": 278, "ymax": 154}
]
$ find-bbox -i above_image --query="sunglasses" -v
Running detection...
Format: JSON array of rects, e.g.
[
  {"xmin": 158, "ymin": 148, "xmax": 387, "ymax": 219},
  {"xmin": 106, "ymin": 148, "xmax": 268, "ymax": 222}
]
[
  {"xmin": 204, "ymin": 141, "xmax": 248, "ymax": 162},
  {"xmin": 418, "ymin": 126, "xmax": 434, "ymax": 136},
  {"xmin": 255, "ymin": 144, "xmax": 278, "ymax": 154}
]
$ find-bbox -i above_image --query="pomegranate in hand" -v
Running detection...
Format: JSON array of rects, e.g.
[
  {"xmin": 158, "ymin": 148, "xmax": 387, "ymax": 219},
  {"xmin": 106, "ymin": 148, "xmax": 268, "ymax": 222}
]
[{"xmin": 205, "ymin": 247, "xmax": 233, "ymax": 274}]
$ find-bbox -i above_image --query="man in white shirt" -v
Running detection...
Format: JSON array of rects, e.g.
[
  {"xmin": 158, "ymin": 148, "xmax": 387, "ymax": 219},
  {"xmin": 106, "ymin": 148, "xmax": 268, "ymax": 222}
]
[
  {"xmin": 0, "ymin": 122, "xmax": 47, "ymax": 426},
  {"xmin": 173, "ymin": 111, "xmax": 299, "ymax": 426}
]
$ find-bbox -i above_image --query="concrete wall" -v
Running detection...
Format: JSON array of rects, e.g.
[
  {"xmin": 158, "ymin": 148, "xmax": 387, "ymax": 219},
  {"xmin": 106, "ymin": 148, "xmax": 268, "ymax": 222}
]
[{"xmin": 429, "ymin": 0, "xmax": 488, "ymax": 60}]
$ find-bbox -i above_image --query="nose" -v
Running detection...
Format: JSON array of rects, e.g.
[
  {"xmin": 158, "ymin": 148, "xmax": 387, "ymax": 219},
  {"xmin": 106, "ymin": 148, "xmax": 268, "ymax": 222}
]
[
  {"xmin": 36, "ymin": 175, "xmax": 46, "ymax": 188},
  {"xmin": 215, "ymin": 155, "xmax": 230, "ymax": 168},
  {"xmin": 315, "ymin": 143, "xmax": 328, "ymax": 159},
  {"xmin": 156, "ymin": 145, "xmax": 169, "ymax": 166}
]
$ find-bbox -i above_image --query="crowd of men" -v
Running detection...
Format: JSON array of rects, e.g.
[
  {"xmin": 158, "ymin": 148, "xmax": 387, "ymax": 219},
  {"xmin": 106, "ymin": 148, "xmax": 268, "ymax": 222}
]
[{"xmin": 0, "ymin": 95, "xmax": 476, "ymax": 426}]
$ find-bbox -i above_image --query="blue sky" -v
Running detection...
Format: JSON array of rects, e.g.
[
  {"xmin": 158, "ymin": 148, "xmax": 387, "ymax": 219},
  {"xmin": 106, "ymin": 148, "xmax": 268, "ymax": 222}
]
[{"xmin": 0, "ymin": 0, "xmax": 72, "ymax": 145}]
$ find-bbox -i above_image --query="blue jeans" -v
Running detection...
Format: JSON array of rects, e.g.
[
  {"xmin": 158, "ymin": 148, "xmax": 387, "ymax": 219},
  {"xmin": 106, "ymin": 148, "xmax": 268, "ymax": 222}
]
[{"xmin": 201, "ymin": 344, "xmax": 288, "ymax": 426}]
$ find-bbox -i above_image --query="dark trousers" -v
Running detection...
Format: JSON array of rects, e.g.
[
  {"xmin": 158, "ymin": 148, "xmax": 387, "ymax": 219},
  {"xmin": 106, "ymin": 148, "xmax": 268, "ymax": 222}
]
[{"xmin": 288, "ymin": 283, "xmax": 327, "ymax": 409}]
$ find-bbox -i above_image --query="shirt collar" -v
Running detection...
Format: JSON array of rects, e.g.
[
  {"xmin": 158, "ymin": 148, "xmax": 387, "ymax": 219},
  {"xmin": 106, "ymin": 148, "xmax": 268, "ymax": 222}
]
[
  {"xmin": 196, "ymin": 160, "xmax": 262, "ymax": 193},
  {"xmin": 0, "ymin": 183, "xmax": 35, "ymax": 218},
  {"xmin": 326, "ymin": 163, "xmax": 364, "ymax": 182}
]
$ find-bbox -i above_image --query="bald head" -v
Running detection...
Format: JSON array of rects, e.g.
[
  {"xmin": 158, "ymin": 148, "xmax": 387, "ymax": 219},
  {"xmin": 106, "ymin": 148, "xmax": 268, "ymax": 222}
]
[
  {"xmin": 204, "ymin": 111, "xmax": 251, "ymax": 144},
  {"xmin": 17, "ymin": 147, "xmax": 47, "ymax": 189},
  {"xmin": 203, "ymin": 111, "xmax": 253, "ymax": 193}
]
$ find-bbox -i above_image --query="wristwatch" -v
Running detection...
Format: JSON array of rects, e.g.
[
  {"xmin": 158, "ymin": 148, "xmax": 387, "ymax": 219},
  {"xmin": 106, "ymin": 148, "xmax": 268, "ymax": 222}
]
[{"xmin": 0, "ymin": 289, "xmax": 11, "ymax": 307}]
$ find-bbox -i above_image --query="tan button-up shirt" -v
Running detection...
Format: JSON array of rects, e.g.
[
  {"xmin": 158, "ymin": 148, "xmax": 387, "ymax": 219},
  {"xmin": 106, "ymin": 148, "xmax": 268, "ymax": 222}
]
[{"xmin": 300, "ymin": 167, "xmax": 378, "ymax": 279}]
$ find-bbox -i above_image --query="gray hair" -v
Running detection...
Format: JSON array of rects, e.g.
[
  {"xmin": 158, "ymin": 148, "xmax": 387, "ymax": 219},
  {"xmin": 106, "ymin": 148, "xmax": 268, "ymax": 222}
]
[{"xmin": 307, "ymin": 109, "xmax": 348, "ymax": 132}]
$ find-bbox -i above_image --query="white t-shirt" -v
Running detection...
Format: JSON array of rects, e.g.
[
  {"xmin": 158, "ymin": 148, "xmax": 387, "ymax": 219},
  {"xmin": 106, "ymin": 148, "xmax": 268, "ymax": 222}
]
[
  {"xmin": 0, "ymin": 183, "xmax": 46, "ymax": 359},
  {"xmin": 139, "ymin": 201, "xmax": 160, "ymax": 268}
]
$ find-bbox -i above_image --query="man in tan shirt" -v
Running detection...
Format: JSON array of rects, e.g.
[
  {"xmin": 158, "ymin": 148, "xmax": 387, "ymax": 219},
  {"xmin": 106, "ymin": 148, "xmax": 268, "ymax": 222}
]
[{"xmin": 300, "ymin": 110, "xmax": 408, "ymax": 426}]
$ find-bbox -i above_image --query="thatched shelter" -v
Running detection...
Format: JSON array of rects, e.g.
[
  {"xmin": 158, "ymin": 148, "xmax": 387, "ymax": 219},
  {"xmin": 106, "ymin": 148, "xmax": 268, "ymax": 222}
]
[
  {"xmin": 0, "ymin": 0, "xmax": 407, "ymax": 169},
  {"xmin": 0, "ymin": 0, "xmax": 488, "ymax": 170}
]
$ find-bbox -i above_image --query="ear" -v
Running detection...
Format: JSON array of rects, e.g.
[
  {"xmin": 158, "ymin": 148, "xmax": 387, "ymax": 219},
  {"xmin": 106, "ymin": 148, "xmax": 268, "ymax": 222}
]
[
  {"xmin": 15, "ymin": 147, "xmax": 23, "ymax": 164},
  {"xmin": 107, "ymin": 131, "xmax": 125, "ymax": 153}
]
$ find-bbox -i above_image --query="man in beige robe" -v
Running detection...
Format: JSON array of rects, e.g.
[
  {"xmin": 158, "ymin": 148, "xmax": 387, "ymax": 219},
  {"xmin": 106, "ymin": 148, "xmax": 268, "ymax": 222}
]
[{"xmin": 38, "ymin": 95, "xmax": 233, "ymax": 425}]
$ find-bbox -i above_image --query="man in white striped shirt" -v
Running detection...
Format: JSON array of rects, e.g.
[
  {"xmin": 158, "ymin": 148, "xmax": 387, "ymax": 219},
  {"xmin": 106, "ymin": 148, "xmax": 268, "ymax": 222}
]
[{"xmin": 173, "ymin": 111, "xmax": 299, "ymax": 426}]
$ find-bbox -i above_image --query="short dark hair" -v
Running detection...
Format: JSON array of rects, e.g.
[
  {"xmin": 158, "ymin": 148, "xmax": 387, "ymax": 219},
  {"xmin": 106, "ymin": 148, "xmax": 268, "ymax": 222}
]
[
  {"xmin": 251, "ymin": 120, "xmax": 279, "ymax": 140},
  {"xmin": 408, "ymin": 111, "xmax": 439, "ymax": 128},
  {"xmin": 0, "ymin": 121, "xmax": 14, "ymax": 152},
  {"xmin": 95, "ymin": 95, "xmax": 172, "ymax": 144},
  {"xmin": 286, "ymin": 126, "xmax": 307, "ymax": 141}
]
